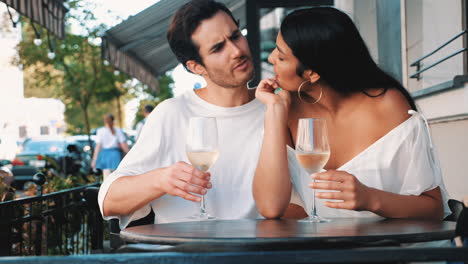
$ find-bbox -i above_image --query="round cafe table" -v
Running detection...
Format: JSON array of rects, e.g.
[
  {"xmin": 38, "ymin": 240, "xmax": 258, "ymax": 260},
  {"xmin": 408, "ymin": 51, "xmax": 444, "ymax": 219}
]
[{"xmin": 119, "ymin": 218, "xmax": 456, "ymax": 251}]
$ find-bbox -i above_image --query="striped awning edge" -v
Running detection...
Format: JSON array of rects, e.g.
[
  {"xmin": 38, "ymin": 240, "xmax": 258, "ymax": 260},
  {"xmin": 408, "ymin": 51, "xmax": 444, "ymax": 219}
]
[
  {"xmin": 102, "ymin": 36, "xmax": 160, "ymax": 93},
  {"xmin": 1, "ymin": 0, "xmax": 68, "ymax": 39}
]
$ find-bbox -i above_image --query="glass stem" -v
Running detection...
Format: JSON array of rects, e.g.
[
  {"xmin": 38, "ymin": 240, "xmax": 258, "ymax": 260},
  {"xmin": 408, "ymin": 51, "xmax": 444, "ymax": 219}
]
[
  {"xmin": 200, "ymin": 194, "xmax": 207, "ymax": 215},
  {"xmin": 311, "ymin": 179, "xmax": 317, "ymax": 218},
  {"xmin": 197, "ymin": 165, "xmax": 207, "ymax": 216}
]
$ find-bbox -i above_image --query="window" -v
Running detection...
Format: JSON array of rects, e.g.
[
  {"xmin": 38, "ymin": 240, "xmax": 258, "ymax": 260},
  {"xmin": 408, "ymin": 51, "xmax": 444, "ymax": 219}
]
[{"xmin": 40, "ymin": 126, "xmax": 49, "ymax": 135}]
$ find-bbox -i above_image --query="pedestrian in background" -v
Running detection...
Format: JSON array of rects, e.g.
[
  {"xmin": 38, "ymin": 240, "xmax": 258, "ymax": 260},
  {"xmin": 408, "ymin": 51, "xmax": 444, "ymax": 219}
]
[
  {"xmin": 135, "ymin": 104, "xmax": 154, "ymax": 141},
  {"xmin": 92, "ymin": 114, "xmax": 129, "ymax": 178}
]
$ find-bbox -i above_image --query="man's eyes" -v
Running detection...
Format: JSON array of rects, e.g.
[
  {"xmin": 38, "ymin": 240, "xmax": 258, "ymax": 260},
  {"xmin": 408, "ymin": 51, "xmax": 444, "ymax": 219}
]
[
  {"xmin": 231, "ymin": 33, "xmax": 240, "ymax": 40},
  {"xmin": 210, "ymin": 32, "xmax": 241, "ymax": 53},
  {"xmin": 211, "ymin": 44, "xmax": 222, "ymax": 53}
]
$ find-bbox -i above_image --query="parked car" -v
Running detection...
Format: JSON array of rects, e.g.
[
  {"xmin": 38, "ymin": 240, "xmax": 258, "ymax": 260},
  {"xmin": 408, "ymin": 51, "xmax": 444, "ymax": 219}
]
[
  {"xmin": 66, "ymin": 134, "xmax": 96, "ymax": 171},
  {"xmin": 10, "ymin": 137, "xmax": 88, "ymax": 190},
  {"xmin": 67, "ymin": 134, "xmax": 96, "ymax": 154}
]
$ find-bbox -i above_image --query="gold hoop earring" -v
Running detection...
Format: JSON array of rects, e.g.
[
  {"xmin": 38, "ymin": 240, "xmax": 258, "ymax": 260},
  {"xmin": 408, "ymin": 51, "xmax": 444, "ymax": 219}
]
[{"xmin": 297, "ymin": 80, "xmax": 323, "ymax": 104}]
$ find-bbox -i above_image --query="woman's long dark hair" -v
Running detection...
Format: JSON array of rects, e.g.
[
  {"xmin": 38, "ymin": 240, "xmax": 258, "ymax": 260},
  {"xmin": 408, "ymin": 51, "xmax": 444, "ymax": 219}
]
[{"xmin": 281, "ymin": 7, "xmax": 416, "ymax": 110}]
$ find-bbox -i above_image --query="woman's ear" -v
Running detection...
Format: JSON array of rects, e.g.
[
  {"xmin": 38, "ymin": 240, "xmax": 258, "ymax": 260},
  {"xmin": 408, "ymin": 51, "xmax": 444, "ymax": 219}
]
[
  {"xmin": 303, "ymin": 69, "xmax": 321, "ymax": 84},
  {"xmin": 186, "ymin": 60, "xmax": 206, "ymax": 76}
]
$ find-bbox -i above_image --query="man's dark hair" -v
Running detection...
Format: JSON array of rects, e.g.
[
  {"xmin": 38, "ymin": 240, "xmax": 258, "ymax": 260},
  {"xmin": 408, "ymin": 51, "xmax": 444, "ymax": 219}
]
[
  {"xmin": 167, "ymin": 0, "xmax": 239, "ymax": 73},
  {"xmin": 144, "ymin": 104, "xmax": 154, "ymax": 114},
  {"xmin": 105, "ymin": 113, "xmax": 114, "ymax": 122}
]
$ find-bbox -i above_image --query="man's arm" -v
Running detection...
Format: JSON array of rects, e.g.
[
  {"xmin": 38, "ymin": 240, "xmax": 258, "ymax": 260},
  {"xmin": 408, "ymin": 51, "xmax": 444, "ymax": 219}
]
[{"xmin": 102, "ymin": 161, "xmax": 211, "ymax": 217}]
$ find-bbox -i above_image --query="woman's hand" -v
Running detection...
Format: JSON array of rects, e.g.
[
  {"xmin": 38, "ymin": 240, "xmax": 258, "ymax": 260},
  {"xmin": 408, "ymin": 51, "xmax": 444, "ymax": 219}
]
[
  {"xmin": 310, "ymin": 170, "xmax": 375, "ymax": 211},
  {"xmin": 255, "ymin": 78, "xmax": 291, "ymax": 109}
]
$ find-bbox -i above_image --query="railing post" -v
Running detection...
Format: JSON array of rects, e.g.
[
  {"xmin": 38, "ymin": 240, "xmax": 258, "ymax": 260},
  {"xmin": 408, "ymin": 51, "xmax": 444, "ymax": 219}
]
[
  {"xmin": 33, "ymin": 173, "xmax": 46, "ymax": 196},
  {"xmin": 33, "ymin": 173, "xmax": 46, "ymax": 255},
  {"xmin": 0, "ymin": 204, "xmax": 12, "ymax": 256},
  {"xmin": 84, "ymin": 186, "xmax": 103, "ymax": 251}
]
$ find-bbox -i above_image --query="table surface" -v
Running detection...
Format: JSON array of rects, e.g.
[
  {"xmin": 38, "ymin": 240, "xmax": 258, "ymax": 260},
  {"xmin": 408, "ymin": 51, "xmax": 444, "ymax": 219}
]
[{"xmin": 120, "ymin": 218, "xmax": 456, "ymax": 247}]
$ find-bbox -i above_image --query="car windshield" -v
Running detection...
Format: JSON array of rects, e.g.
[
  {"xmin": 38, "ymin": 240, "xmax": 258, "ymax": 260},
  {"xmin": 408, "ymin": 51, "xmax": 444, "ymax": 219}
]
[{"xmin": 22, "ymin": 140, "xmax": 66, "ymax": 154}]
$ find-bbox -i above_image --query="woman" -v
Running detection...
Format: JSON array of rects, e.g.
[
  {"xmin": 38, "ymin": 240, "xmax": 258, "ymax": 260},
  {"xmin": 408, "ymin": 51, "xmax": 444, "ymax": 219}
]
[
  {"xmin": 254, "ymin": 7, "xmax": 449, "ymax": 220},
  {"xmin": 91, "ymin": 114, "xmax": 129, "ymax": 178}
]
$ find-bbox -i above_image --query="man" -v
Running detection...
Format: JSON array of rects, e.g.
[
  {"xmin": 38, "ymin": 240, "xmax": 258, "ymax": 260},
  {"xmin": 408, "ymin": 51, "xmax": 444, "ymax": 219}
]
[
  {"xmin": 135, "ymin": 104, "xmax": 154, "ymax": 141},
  {"xmin": 98, "ymin": 0, "xmax": 301, "ymax": 228}
]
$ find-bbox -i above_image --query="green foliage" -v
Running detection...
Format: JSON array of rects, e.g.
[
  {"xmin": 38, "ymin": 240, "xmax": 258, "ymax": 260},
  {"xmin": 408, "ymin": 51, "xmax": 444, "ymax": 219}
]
[
  {"xmin": 0, "ymin": 171, "xmax": 14, "ymax": 202},
  {"xmin": 14, "ymin": 0, "xmax": 175, "ymax": 135},
  {"xmin": 133, "ymin": 73, "xmax": 174, "ymax": 126},
  {"xmin": 64, "ymin": 97, "xmax": 119, "ymax": 134},
  {"xmin": 14, "ymin": 0, "xmax": 138, "ymax": 136}
]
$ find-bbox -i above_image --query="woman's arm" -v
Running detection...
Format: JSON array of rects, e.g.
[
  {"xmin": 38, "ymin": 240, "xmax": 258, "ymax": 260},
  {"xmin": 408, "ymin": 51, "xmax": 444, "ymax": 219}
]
[
  {"xmin": 254, "ymin": 79, "xmax": 294, "ymax": 218},
  {"xmin": 119, "ymin": 142, "xmax": 130, "ymax": 153},
  {"xmin": 91, "ymin": 143, "xmax": 101, "ymax": 169},
  {"xmin": 312, "ymin": 170, "xmax": 444, "ymax": 220},
  {"xmin": 369, "ymin": 187, "xmax": 443, "ymax": 219}
]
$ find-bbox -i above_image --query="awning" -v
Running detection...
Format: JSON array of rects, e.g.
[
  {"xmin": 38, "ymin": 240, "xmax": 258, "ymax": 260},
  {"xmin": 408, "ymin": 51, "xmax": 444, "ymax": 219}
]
[
  {"xmin": 0, "ymin": 0, "xmax": 68, "ymax": 39},
  {"xmin": 101, "ymin": 0, "xmax": 246, "ymax": 93}
]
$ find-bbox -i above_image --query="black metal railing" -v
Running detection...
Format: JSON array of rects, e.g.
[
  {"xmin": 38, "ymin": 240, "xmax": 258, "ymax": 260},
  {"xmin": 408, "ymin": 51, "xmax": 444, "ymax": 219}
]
[
  {"xmin": 410, "ymin": 29, "xmax": 467, "ymax": 80},
  {"xmin": 0, "ymin": 175, "xmax": 103, "ymax": 256}
]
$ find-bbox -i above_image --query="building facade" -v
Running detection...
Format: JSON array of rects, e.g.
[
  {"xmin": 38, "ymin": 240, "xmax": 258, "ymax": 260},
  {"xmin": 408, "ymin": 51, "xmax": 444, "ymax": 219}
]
[{"xmin": 0, "ymin": 7, "xmax": 65, "ymax": 160}]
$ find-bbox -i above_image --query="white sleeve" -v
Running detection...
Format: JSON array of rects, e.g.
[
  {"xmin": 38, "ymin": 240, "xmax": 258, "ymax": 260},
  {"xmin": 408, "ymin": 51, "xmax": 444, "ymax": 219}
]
[
  {"xmin": 135, "ymin": 122, "xmax": 144, "ymax": 141},
  {"xmin": 395, "ymin": 118, "xmax": 451, "ymax": 217},
  {"xmin": 98, "ymin": 101, "xmax": 171, "ymax": 229},
  {"xmin": 116, "ymin": 129, "xmax": 126, "ymax": 143},
  {"xmin": 95, "ymin": 128, "xmax": 103, "ymax": 144}
]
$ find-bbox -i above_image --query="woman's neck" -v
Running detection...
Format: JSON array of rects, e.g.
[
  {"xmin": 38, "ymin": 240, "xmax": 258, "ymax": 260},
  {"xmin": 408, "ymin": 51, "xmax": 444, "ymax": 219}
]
[{"xmin": 300, "ymin": 83, "xmax": 345, "ymax": 116}]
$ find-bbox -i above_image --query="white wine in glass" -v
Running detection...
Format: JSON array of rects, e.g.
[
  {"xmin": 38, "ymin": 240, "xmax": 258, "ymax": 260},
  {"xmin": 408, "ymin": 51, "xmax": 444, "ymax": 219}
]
[
  {"xmin": 186, "ymin": 117, "xmax": 219, "ymax": 220},
  {"xmin": 186, "ymin": 151, "xmax": 219, "ymax": 172},
  {"xmin": 295, "ymin": 118, "xmax": 330, "ymax": 223}
]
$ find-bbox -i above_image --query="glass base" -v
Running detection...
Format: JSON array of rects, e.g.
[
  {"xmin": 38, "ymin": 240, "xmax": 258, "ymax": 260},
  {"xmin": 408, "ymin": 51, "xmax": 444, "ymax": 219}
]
[
  {"xmin": 299, "ymin": 215, "xmax": 330, "ymax": 223},
  {"xmin": 190, "ymin": 212, "xmax": 216, "ymax": 220}
]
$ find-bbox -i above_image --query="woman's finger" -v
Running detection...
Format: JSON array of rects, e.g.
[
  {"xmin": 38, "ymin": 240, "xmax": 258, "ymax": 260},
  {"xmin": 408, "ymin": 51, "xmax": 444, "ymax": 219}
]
[
  {"xmin": 323, "ymin": 200, "xmax": 346, "ymax": 209},
  {"xmin": 309, "ymin": 181, "xmax": 342, "ymax": 191},
  {"xmin": 313, "ymin": 170, "xmax": 349, "ymax": 182}
]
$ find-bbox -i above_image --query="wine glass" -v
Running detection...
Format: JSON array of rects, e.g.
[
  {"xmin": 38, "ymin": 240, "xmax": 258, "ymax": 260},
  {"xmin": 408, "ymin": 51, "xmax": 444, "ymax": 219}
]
[
  {"xmin": 186, "ymin": 117, "xmax": 220, "ymax": 220},
  {"xmin": 295, "ymin": 118, "xmax": 330, "ymax": 223}
]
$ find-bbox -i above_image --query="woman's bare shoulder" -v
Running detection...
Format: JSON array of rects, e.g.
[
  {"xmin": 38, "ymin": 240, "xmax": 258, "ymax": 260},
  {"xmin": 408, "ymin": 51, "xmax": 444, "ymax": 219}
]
[{"xmin": 362, "ymin": 88, "xmax": 412, "ymax": 136}]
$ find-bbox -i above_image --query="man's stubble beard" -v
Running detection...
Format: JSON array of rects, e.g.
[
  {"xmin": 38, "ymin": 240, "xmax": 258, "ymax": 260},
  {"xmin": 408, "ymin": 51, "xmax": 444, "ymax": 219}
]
[{"xmin": 206, "ymin": 66, "xmax": 255, "ymax": 89}]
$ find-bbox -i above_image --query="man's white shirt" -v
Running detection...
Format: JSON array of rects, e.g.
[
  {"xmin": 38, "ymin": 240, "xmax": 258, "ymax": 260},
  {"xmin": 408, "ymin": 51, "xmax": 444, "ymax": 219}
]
[{"xmin": 98, "ymin": 89, "xmax": 266, "ymax": 228}]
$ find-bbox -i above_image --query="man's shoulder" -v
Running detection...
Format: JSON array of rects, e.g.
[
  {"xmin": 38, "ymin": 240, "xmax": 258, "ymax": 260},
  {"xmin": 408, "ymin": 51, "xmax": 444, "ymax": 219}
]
[
  {"xmin": 96, "ymin": 126, "xmax": 106, "ymax": 134},
  {"xmin": 156, "ymin": 92, "xmax": 190, "ymax": 110}
]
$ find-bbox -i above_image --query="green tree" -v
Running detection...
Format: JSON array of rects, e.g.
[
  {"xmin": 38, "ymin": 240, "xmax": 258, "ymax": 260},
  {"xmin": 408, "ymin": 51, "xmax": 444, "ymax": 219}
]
[
  {"xmin": 133, "ymin": 73, "xmax": 174, "ymax": 127},
  {"xmin": 14, "ymin": 0, "xmax": 134, "ymax": 147}
]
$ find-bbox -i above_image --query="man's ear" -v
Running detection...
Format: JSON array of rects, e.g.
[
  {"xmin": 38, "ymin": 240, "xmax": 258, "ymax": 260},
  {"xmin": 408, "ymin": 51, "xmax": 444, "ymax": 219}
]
[
  {"xmin": 303, "ymin": 69, "xmax": 321, "ymax": 84},
  {"xmin": 186, "ymin": 60, "xmax": 206, "ymax": 76}
]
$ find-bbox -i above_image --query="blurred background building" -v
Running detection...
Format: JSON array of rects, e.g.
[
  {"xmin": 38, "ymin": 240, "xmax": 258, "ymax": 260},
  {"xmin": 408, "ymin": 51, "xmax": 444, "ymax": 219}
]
[{"xmin": 0, "ymin": 7, "xmax": 65, "ymax": 160}]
